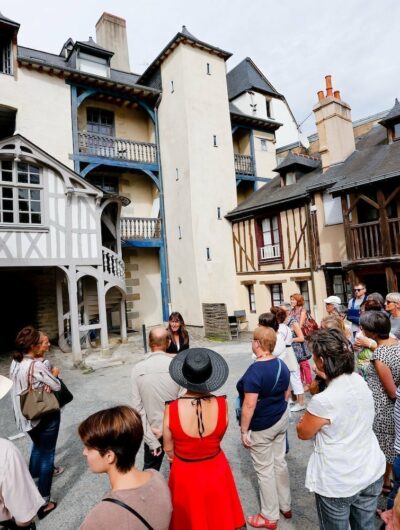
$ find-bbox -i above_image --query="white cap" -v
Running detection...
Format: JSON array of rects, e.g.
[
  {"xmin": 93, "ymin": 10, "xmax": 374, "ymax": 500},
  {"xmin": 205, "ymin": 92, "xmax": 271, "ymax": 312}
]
[
  {"xmin": 324, "ymin": 295, "xmax": 341, "ymax": 305},
  {"xmin": 0, "ymin": 375, "xmax": 12, "ymax": 401}
]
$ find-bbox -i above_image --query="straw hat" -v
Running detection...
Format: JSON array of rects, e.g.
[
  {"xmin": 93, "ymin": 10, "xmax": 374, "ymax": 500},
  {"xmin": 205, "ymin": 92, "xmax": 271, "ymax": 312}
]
[{"xmin": 169, "ymin": 348, "xmax": 229, "ymax": 393}]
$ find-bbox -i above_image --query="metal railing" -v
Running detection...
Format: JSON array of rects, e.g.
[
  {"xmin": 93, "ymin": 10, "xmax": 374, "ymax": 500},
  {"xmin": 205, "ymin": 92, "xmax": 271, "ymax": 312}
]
[
  {"xmin": 121, "ymin": 217, "xmax": 161, "ymax": 240},
  {"xmin": 234, "ymin": 154, "xmax": 255, "ymax": 175},
  {"xmin": 78, "ymin": 132, "xmax": 157, "ymax": 165},
  {"xmin": 260, "ymin": 243, "xmax": 281, "ymax": 260},
  {"xmin": 102, "ymin": 247, "xmax": 125, "ymax": 279}
]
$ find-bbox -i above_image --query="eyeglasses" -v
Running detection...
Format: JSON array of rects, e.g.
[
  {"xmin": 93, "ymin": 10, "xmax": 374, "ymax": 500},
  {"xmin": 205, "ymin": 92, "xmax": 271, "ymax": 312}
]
[
  {"xmin": 385, "ymin": 300, "xmax": 395, "ymax": 305},
  {"xmin": 354, "ymin": 288, "xmax": 365, "ymax": 292}
]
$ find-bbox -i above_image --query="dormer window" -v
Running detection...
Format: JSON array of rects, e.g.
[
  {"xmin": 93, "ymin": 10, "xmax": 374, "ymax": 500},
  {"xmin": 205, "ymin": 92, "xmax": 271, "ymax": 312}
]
[
  {"xmin": 286, "ymin": 172, "xmax": 296, "ymax": 186},
  {"xmin": 78, "ymin": 52, "xmax": 109, "ymax": 77},
  {"xmin": 0, "ymin": 36, "xmax": 12, "ymax": 75}
]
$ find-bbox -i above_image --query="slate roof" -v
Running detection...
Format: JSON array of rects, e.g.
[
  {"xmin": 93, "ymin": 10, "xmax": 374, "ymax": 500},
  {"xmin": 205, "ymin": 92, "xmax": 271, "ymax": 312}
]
[
  {"xmin": 75, "ymin": 37, "xmax": 113, "ymax": 57},
  {"xmin": 138, "ymin": 26, "xmax": 231, "ymax": 85},
  {"xmin": 227, "ymin": 57, "xmax": 283, "ymax": 101},
  {"xmin": 0, "ymin": 11, "xmax": 20, "ymax": 29},
  {"xmin": 17, "ymin": 46, "xmax": 150, "ymax": 94},
  {"xmin": 227, "ymin": 121, "xmax": 400, "ymax": 219},
  {"xmin": 274, "ymin": 152, "xmax": 320, "ymax": 173},
  {"xmin": 379, "ymin": 98, "xmax": 400, "ymax": 126}
]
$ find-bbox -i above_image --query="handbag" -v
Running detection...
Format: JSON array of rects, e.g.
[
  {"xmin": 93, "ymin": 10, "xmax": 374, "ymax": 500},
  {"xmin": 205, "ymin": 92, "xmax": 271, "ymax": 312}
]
[
  {"xmin": 19, "ymin": 361, "xmax": 60, "ymax": 421},
  {"xmin": 103, "ymin": 498, "xmax": 153, "ymax": 530},
  {"xmin": 301, "ymin": 312, "xmax": 319, "ymax": 337},
  {"xmin": 236, "ymin": 359, "xmax": 283, "ymax": 424},
  {"xmin": 54, "ymin": 378, "xmax": 73, "ymax": 408}
]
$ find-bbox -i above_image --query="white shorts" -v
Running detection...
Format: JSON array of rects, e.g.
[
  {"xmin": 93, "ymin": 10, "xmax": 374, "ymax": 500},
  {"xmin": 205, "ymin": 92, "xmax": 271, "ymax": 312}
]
[{"xmin": 290, "ymin": 369, "xmax": 304, "ymax": 395}]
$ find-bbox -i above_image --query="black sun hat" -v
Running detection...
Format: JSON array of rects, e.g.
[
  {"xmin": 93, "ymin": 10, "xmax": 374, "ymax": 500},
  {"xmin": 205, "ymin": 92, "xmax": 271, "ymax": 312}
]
[{"xmin": 169, "ymin": 348, "xmax": 229, "ymax": 393}]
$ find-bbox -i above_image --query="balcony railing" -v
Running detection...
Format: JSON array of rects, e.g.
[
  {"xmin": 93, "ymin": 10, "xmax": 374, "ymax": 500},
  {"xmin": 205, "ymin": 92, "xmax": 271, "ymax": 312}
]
[
  {"xmin": 348, "ymin": 217, "xmax": 400, "ymax": 260},
  {"xmin": 234, "ymin": 154, "xmax": 255, "ymax": 176},
  {"xmin": 78, "ymin": 132, "xmax": 157, "ymax": 165},
  {"xmin": 102, "ymin": 247, "xmax": 125, "ymax": 279},
  {"xmin": 260, "ymin": 243, "xmax": 281, "ymax": 260},
  {"xmin": 121, "ymin": 217, "xmax": 161, "ymax": 240}
]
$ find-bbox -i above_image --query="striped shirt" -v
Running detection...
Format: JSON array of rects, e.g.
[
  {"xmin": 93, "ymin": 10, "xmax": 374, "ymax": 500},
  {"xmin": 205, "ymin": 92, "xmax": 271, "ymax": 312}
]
[{"xmin": 394, "ymin": 387, "xmax": 400, "ymax": 454}]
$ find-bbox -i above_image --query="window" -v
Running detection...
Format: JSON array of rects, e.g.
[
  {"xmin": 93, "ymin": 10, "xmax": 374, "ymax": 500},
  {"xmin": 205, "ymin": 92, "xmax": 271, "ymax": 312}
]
[
  {"xmin": 87, "ymin": 108, "xmax": 114, "ymax": 136},
  {"xmin": 217, "ymin": 207, "xmax": 221, "ymax": 220},
  {"xmin": 78, "ymin": 52, "xmax": 109, "ymax": 77},
  {"xmin": 394, "ymin": 123, "xmax": 400, "ymax": 140},
  {"xmin": 206, "ymin": 63, "xmax": 211, "ymax": 75},
  {"xmin": 323, "ymin": 191, "xmax": 343, "ymax": 225},
  {"xmin": 270, "ymin": 283, "xmax": 284, "ymax": 306},
  {"xmin": 0, "ymin": 36, "xmax": 12, "ymax": 75},
  {"xmin": 260, "ymin": 216, "xmax": 281, "ymax": 259},
  {"xmin": 332, "ymin": 274, "xmax": 347, "ymax": 303},
  {"xmin": 206, "ymin": 247, "xmax": 211, "ymax": 260},
  {"xmin": 260, "ymin": 139, "xmax": 268, "ymax": 152},
  {"xmin": 87, "ymin": 174, "xmax": 118, "ymax": 193},
  {"xmin": 297, "ymin": 281, "xmax": 310, "ymax": 310},
  {"xmin": 0, "ymin": 161, "xmax": 42, "ymax": 225},
  {"xmin": 213, "ymin": 135, "xmax": 218, "ymax": 147},
  {"xmin": 285, "ymin": 172, "xmax": 296, "ymax": 186},
  {"xmin": 266, "ymin": 99, "xmax": 272, "ymax": 118},
  {"xmin": 171, "ymin": 80, "xmax": 174, "ymax": 93},
  {"xmin": 247, "ymin": 285, "xmax": 256, "ymax": 313}
]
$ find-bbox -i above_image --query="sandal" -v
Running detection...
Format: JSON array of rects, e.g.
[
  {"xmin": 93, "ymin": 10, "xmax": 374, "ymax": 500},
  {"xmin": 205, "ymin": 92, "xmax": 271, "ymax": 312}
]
[
  {"xmin": 280, "ymin": 509, "xmax": 292, "ymax": 519},
  {"xmin": 38, "ymin": 501, "xmax": 57, "ymax": 520},
  {"xmin": 247, "ymin": 513, "xmax": 278, "ymax": 529}
]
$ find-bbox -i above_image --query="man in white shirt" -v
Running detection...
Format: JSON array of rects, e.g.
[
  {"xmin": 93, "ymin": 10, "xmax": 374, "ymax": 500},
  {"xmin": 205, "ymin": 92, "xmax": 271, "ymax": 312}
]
[
  {"xmin": 131, "ymin": 327, "xmax": 182, "ymax": 470},
  {"xmin": 0, "ymin": 375, "xmax": 44, "ymax": 529}
]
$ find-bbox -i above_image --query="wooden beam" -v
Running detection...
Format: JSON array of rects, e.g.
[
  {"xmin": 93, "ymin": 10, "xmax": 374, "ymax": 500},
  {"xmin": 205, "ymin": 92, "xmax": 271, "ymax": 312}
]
[
  {"xmin": 240, "ymin": 280, "xmax": 256, "ymax": 286},
  {"xmin": 341, "ymin": 195, "xmax": 353, "ymax": 261},
  {"xmin": 384, "ymin": 184, "xmax": 400, "ymax": 207},
  {"xmin": 259, "ymin": 279, "xmax": 287, "ymax": 285},
  {"xmin": 377, "ymin": 189, "xmax": 391, "ymax": 256},
  {"xmin": 386, "ymin": 266, "xmax": 398, "ymax": 292},
  {"xmin": 290, "ymin": 276, "xmax": 311, "ymax": 282}
]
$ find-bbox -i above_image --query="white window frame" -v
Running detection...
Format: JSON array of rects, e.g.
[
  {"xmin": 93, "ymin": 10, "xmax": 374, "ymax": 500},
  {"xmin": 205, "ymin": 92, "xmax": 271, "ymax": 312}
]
[
  {"xmin": 285, "ymin": 172, "xmax": 296, "ymax": 186},
  {"xmin": 260, "ymin": 216, "xmax": 281, "ymax": 260},
  {"xmin": 0, "ymin": 161, "xmax": 43, "ymax": 226},
  {"xmin": 323, "ymin": 191, "xmax": 343, "ymax": 225},
  {"xmin": 260, "ymin": 138, "xmax": 268, "ymax": 152},
  {"xmin": 0, "ymin": 38, "xmax": 12, "ymax": 75},
  {"xmin": 78, "ymin": 52, "xmax": 109, "ymax": 77}
]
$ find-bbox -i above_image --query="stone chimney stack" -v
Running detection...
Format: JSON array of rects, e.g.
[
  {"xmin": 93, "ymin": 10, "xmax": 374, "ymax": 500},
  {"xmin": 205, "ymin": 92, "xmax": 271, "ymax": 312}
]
[
  {"xmin": 313, "ymin": 75, "xmax": 355, "ymax": 170},
  {"xmin": 95, "ymin": 12, "xmax": 130, "ymax": 72}
]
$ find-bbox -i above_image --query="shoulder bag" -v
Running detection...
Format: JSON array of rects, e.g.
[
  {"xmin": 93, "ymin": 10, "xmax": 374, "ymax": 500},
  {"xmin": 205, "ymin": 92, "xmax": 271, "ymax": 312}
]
[
  {"xmin": 301, "ymin": 311, "xmax": 319, "ymax": 337},
  {"xmin": 54, "ymin": 378, "xmax": 73, "ymax": 408},
  {"xmin": 19, "ymin": 361, "xmax": 60, "ymax": 421},
  {"xmin": 103, "ymin": 498, "xmax": 154, "ymax": 530},
  {"xmin": 235, "ymin": 358, "xmax": 283, "ymax": 424}
]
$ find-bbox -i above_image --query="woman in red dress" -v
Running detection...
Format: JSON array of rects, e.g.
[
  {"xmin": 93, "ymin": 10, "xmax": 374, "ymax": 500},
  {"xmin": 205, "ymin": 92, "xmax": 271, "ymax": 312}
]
[{"xmin": 163, "ymin": 347, "xmax": 245, "ymax": 530}]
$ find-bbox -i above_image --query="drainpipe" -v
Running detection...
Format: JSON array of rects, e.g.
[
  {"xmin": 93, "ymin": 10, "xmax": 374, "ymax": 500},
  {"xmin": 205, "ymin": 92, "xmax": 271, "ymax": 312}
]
[{"xmin": 154, "ymin": 94, "xmax": 171, "ymax": 321}]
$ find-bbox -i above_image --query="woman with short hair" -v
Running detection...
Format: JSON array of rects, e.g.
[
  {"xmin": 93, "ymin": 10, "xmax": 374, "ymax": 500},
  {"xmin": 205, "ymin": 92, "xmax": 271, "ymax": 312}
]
[
  {"xmin": 237, "ymin": 326, "xmax": 291, "ymax": 529},
  {"xmin": 362, "ymin": 311, "xmax": 400, "ymax": 495},
  {"xmin": 297, "ymin": 329, "xmax": 385, "ymax": 529},
  {"xmin": 79, "ymin": 405, "xmax": 172, "ymax": 530}
]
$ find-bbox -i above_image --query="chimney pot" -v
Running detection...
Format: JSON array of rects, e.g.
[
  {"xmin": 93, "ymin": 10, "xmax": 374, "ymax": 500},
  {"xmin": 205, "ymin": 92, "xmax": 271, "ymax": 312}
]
[
  {"xmin": 325, "ymin": 75, "xmax": 333, "ymax": 97},
  {"xmin": 317, "ymin": 90, "xmax": 325, "ymax": 101},
  {"xmin": 334, "ymin": 90, "xmax": 341, "ymax": 100}
]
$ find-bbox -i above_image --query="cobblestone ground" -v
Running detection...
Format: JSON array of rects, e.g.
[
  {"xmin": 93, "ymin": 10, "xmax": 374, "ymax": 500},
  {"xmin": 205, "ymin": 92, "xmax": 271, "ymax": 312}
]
[{"xmin": 0, "ymin": 330, "xmax": 385, "ymax": 529}]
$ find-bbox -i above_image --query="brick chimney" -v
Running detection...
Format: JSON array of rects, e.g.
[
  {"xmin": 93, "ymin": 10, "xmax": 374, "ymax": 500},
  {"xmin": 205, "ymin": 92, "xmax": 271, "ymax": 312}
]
[
  {"xmin": 95, "ymin": 12, "xmax": 130, "ymax": 72},
  {"xmin": 313, "ymin": 75, "xmax": 355, "ymax": 170}
]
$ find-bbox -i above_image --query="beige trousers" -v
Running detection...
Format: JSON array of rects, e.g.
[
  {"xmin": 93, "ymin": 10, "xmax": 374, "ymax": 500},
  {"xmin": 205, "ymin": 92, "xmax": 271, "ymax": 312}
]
[{"xmin": 249, "ymin": 408, "xmax": 291, "ymax": 520}]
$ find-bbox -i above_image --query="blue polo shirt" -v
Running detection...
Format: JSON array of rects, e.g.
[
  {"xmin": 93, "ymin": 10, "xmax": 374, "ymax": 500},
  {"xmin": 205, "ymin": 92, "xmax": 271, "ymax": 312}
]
[{"xmin": 236, "ymin": 358, "xmax": 290, "ymax": 431}]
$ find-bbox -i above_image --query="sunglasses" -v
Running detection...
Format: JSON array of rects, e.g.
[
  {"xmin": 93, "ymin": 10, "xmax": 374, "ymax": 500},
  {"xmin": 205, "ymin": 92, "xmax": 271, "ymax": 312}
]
[{"xmin": 354, "ymin": 288, "xmax": 364, "ymax": 292}]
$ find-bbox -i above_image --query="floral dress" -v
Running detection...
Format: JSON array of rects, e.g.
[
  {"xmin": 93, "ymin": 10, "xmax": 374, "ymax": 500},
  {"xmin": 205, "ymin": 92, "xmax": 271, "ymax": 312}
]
[{"xmin": 366, "ymin": 343, "xmax": 400, "ymax": 463}]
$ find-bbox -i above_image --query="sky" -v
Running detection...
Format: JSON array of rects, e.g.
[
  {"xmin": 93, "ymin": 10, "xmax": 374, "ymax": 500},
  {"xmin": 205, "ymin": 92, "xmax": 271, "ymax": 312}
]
[{"xmin": 2, "ymin": 0, "xmax": 399, "ymax": 135}]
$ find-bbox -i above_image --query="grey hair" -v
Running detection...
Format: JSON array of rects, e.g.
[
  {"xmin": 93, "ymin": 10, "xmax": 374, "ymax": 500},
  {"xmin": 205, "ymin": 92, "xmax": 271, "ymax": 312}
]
[
  {"xmin": 335, "ymin": 304, "xmax": 348, "ymax": 316},
  {"xmin": 368, "ymin": 292, "xmax": 385, "ymax": 305},
  {"xmin": 386, "ymin": 292, "xmax": 400, "ymax": 305}
]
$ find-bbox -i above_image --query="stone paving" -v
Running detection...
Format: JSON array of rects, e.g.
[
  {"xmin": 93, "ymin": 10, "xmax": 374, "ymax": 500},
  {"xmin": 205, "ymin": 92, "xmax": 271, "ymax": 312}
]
[{"xmin": 0, "ymin": 331, "xmax": 385, "ymax": 529}]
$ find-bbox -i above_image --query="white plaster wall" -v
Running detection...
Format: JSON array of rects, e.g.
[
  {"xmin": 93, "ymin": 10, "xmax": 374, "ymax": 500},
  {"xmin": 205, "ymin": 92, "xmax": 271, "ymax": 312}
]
[
  {"xmin": 159, "ymin": 44, "xmax": 239, "ymax": 325},
  {"xmin": 119, "ymin": 173, "xmax": 156, "ymax": 218},
  {"xmin": 0, "ymin": 68, "xmax": 73, "ymax": 167},
  {"xmin": 253, "ymin": 131, "xmax": 276, "ymax": 180},
  {"xmin": 134, "ymin": 249, "xmax": 163, "ymax": 326}
]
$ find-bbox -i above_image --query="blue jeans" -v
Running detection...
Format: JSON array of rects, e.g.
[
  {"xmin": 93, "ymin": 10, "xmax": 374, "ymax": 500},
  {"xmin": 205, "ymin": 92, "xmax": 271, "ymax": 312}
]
[
  {"xmin": 388, "ymin": 454, "xmax": 400, "ymax": 509},
  {"xmin": 315, "ymin": 476, "xmax": 383, "ymax": 530},
  {"xmin": 28, "ymin": 411, "xmax": 61, "ymax": 501}
]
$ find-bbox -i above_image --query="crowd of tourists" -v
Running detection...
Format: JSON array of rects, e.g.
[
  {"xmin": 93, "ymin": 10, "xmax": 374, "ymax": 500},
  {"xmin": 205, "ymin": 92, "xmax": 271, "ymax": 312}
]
[{"xmin": 2, "ymin": 286, "xmax": 400, "ymax": 529}]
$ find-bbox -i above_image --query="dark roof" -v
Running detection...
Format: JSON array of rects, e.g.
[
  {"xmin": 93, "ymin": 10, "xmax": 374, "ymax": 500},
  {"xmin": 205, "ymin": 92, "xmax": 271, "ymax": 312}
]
[
  {"xmin": 75, "ymin": 37, "xmax": 113, "ymax": 58},
  {"xmin": 379, "ymin": 98, "xmax": 400, "ymax": 126},
  {"xmin": 309, "ymin": 124, "xmax": 400, "ymax": 194},
  {"xmin": 138, "ymin": 26, "xmax": 231, "ymax": 84},
  {"xmin": 230, "ymin": 103, "xmax": 282, "ymax": 132},
  {"xmin": 274, "ymin": 152, "xmax": 320, "ymax": 173},
  {"xmin": 227, "ymin": 121, "xmax": 400, "ymax": 220},
  {"xmin": 0, "ymin": 11, "xmax": 20, "ymax": 30},
  {"xmin": 227, "ymin": 57, "xmax": 283, "ymax": 101},
  {"xmin": 17, "ymin": 46, "xmax": 154, "ymax": 98}
]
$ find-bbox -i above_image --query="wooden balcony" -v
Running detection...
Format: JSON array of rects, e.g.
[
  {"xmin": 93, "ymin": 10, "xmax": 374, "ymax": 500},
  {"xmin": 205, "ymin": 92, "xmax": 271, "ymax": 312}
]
[
  {"xmin": 348, "ymin": 217, "xmax": 400, "ymax": 260},
  {"xmin": 121, "ymin": 217, "xmax": 161, "ymax": 240},
  {"xmin": 234, "ymin": 154, "xmax": 255, "ymax": 176},
  {"xmin": 102, "ymin": 247, "xmax": 125, "ymax": 280},
  {"xmin": 78, "ymin": 132, "xmax": 157, "ymax": 165}
]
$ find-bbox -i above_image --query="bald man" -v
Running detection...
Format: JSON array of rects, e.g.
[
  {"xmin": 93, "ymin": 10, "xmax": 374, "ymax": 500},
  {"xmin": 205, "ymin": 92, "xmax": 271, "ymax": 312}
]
[{"xmin": 131, "ymin": 327, "xmax": 182, "ymax": 470}]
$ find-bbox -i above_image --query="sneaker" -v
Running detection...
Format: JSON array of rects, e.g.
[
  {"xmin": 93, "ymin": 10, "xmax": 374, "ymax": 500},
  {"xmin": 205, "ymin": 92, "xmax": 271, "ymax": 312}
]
[
  {"xmin": 53, "ymin": 466, "xmax": 65, "ymax": 476},
  {"xmin": 290, "ymin": 403, "xmax": 305, "ymax": 412}
]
